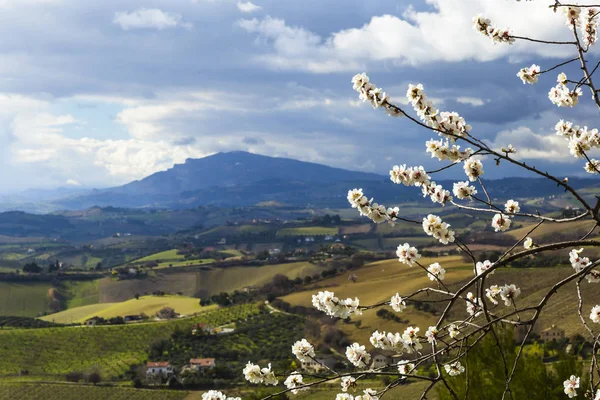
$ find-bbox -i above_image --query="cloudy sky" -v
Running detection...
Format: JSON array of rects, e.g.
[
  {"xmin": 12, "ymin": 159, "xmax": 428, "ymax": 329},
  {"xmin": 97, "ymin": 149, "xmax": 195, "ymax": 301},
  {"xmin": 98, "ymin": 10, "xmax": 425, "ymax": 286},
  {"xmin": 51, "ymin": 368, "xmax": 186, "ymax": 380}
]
[{"xmin": 1, "ymin": 0, "xmax": 599, "ymax": 193}]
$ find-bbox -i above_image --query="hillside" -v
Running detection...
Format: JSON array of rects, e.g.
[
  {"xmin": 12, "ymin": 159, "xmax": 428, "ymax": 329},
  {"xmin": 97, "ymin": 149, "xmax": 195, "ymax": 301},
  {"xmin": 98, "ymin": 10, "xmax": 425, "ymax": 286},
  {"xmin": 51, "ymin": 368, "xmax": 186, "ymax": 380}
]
[{"xmin": 39, "ymin": 295, "xmax": 217, "ymax": 324}]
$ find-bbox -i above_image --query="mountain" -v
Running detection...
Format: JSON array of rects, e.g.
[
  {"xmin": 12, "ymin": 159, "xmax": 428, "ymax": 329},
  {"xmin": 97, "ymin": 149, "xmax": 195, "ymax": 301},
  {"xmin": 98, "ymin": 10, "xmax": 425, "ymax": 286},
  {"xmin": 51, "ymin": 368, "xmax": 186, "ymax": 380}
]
[
  {"xmin": 3, "ymin": 151, "xmax": 600, "ymax": 212},
  {"xmin": 54, "ymin": 151, "xmax": 391, "ymax": 209}
]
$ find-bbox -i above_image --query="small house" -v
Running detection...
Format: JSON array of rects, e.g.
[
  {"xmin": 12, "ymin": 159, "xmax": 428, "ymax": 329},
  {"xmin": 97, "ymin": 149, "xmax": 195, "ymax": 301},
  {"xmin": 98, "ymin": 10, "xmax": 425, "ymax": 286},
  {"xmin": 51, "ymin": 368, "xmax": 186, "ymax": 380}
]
[
  {"xmin": 85, "ymin": 316, "xmax": 103, "ymax": 326},
  {"xmin": 189, "ymin": 358, "xmax": 216, "ymax": 371},
  {"xmin": 124, "ymin": 315, "xmax": 143, "ymax": 322},
  {"xmin": 542, "ymin": 325, "xmax": 565, "ymax": 342},
  {"xmin": 146, "ymin": 362, "xmax": 173, "ymax": 376},
  {"xmin": 371, "ymin": 353, "xmax": 392, "ymax": 369}
]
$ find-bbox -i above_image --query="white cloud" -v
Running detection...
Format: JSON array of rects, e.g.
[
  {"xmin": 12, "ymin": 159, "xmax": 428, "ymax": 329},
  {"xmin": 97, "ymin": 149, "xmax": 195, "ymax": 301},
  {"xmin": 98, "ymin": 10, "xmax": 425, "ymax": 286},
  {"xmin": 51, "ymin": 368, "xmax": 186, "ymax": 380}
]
[
  {"xmin": 113, "ymin": 8, "xmax": 191, "ymax": 31},
  {"xmin": 237, "ymin": 1, "xmax": 261, "ymax": 13},
  {"xmin": 65, "ymin": 179, "xmax": 81, "ymax": 186},
  {"xmin": 456, "ymin": 97, "xmax": 486, "ymax": 107},
  {"xmin": 237, "ymin": 0, "xmax": 581, "ymax": 73}
]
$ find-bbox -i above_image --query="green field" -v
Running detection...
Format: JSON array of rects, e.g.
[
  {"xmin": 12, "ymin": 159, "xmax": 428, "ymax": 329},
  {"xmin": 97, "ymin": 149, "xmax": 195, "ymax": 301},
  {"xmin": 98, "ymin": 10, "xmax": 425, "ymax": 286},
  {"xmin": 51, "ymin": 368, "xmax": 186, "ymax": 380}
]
[
  {"xmin": 0, "ymin": 383, "xmax": 188, "ymax": 400},
  {"xmin": 276, "ymin": 226, "xmax": 338, "ymax": 236},
  {"xmin": 136, "ymin": 249, "xmax": 186, "ymax": 262},
  {"xmin": 155, "ymin": 259, "xmax": 214, "ymax": 269},
  {"xmin": 62, "ymin": 280, "xmax": 101, "ymax": 309},
  {"xmin": 0, "ymin": 282, "xmax": 53, "ymax": 317},
  {"xmin": 0, "ymin": 304, "xmax": 260, "ymax": 378},
  {"xmin": 40, "ymin": 295, "xmax": 217, "ymax": 324}
]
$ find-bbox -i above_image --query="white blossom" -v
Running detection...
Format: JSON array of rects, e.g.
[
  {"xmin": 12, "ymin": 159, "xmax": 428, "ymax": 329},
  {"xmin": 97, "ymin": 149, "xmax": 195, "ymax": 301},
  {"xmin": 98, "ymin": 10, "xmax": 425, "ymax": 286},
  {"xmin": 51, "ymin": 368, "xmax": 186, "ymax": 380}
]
[
  {"xmin": 396, "ymin": 243, "xmax": 421, "ymax": 266},
  {"xmin": 355, "ymin": 388, "xmax": 379, "ymax": 400},
  {"xmin": 586, "ymin": 269, "xmax": 600, "ymax": 283},
  {"xmin": 397, "ymin": 360, "xmax": 415, "ymax": 377},
  {"xmin": 549, "ymin": 75, "xmax": 582, "ymax": 107},
  {"xmin": 583, "ymin": 8, "xmax": 599, "ymax": 47},
  {"xmin": 425, "ymin": 326, "xmax": 438, "ymax": 344},
  {"xmin": 292, "ymin": 339, "xmax": 315, "ymax": 363},
  {"xmin": 425, "ymin": 139, "xmax": 473, "ymax": 162},
  {"xmin": 427, "ymin": 262, "xmax": 446, "ymax": 281},
  {"xmin": 346, "ymin": 343, "xmax": 371, "ymax": 368},
  {"xmin": 369, "ymin": 330, "xmax": 404, "ymax": 351},
  {"xmin": 202, "ymin": 391, "xmax": 241, "ymax": 400},
  {"xmin": 562, "ymin": 6, "xmax": 581, "ymax": 29},
  {"xmin": 340, "ymin": 376, "xmax": 356, "ymax": 392},
  {"xmin": 422, "ymin": 214, "xmax": 456, "ymax": 245},
  {"xmin": 352, "ymin": 73, "xmax": 402, "ymax": 117},
  {"xmin": 444, "ymin": 361, "xmax": 465, "ymax": 376},
  {"xmin": 466, "ymin": 292, "xmax": 483, "ymax": 317},
  {"xmin": 594, "ymin": 388, "xmax": 600, "ymax": 400},
  {"xmin": 499, "ymin": 284, "xmax": 521, "ymax": 306},
  {"xmin": 569, "ymin": 248, "xmax": 591, "ymax": 272},
  {"xmin": 448, "ymin": 324, "xmax": 460, "ymax": 339},
  {"xmin": 390, "ymin": 293, "xmax": 407, "ymax": 313},
  {"xmin": 284, "ymin": 372, "xmax": 307, "ymax": 394},
  {"xmin": 486, "ymin": 285, "xmax": 501, "ymax": 305},
  {"xmin": 590, "ymin": 305, "xmax": 600, "ymax": 323},
  {"xmin": 517, "ymin": 64, "xmax": 540, "ymax": 84},
  {"xmin": 336, "ymin": 394, "xmax": 354, "ymax": 400},
  {"xmin": 585, "ymin": 159, "xmax": 600, "ymax": 174},
  {"xmin": 463, "ymin": 158, "xmax": 484, "ymax": 181},
  {"xmin": 504, "ymin": 199, "xmax": 520, "ymax": 214},
  {"xmin": 563, "ymin": 375, "xmax": 580, "ymax": 398},
  {"xmin": 524, "ymin": 237, "xmax": 533, "ymax": 250},
  {"xmin": 453, "ymin": 181, "xmax": 477, "ymax": 199},
  {"xmin": 312, "ymin": 291, "xmax": 362, "ymax": 319},
  {"xmin": 472, "ymin": 14, "xmax": 514, "ymax": 44},
  {"xmin": 475, "ymin": 260, "xmax": 494, "ymax": 276},
  {"xmin": 402, "ymin": 326, "xmax": 423, "ymax": 352},
  {"xmin": 243, "ymin": 362, "xmax": 278, "ymax": 385},
  {"xmin": 491, "ymin": 214, "xmax": 511, "ymax": 232}
]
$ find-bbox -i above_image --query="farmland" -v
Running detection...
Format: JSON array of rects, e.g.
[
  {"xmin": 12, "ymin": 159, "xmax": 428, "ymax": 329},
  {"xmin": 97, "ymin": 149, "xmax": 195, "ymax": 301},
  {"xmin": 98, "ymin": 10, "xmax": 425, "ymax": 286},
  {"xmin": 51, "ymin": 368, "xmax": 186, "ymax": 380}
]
[
  {"xmin": 0, "ymin": 304, "xmax": 259, "ymax": 378},
  {"xmin": 0, "ymin": 282, "xmax": 53, "ymax": 317},
  {"xmin": 40, "ymin": 295, "xmax": 216, "ymax": 324},
  {"xmin": 276, "ymin": 226, "xmax": 338, "ymax": 236},
  {"xmin": 0, "ymin": 383, "xmax": 189, "ymax": 400}
]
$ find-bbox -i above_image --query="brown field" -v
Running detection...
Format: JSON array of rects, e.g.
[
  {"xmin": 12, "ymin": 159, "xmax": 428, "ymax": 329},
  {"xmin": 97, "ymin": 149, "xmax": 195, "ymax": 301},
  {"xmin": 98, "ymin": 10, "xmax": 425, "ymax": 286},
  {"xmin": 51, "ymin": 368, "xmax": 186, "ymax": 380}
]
[{"xmin": 339, "ymin": 224, "xmax": 372, "ymax": 235}]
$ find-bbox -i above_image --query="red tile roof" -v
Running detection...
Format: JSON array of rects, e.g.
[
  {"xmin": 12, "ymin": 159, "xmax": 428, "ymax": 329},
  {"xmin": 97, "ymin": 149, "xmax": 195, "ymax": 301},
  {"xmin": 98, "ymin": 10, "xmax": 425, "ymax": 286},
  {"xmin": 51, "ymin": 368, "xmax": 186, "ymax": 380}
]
[
  {"xmin": 190, "ymin": 358, "xmax": 215, "ymax": 367},
  {"xmin": 147, "ymin": 361, "xmax": 170, "ymax": 368}
]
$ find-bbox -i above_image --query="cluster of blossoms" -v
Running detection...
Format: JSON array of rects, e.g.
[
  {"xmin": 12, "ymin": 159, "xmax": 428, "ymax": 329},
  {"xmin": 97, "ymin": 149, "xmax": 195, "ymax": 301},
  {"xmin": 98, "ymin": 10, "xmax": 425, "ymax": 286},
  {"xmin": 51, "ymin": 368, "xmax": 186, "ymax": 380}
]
[
  {"xmin": 284, "ymin": 372, "xmax": 307, "ymax": 394},
  {"xmin": 472, "ymin": 14, "xmax": 514, "ymax": 44},
  {"xmin": 347, "ymin": 189, "xmax": 401, "ymax": 225},
  {"xmin": 452, "ymin": 181, "xmax": 477, "ymax": 200},
  {"xmin": 401, "ymin": 326, "xmax": 423, "ymax": 352},
  {"xmin": 591, "ymin": 305, "xmax": 600, "ymax": 324},
  {"xmin": 555, "ymin": 120, "xmax": 600, "ymax": 169},
  {"xmin": 312, "ymin": 291, "xmax": 361, "ymax": 319},
  {"xmin": 563, "ymin": 375, "xmax": 580, "ymax": 398},
  {"xmin": 466, "ymin": 292, "xmax": 483, "ymax": 317},
  {"xmin": 475, "ymin": 260, "xmax": 494, "ymax": 276},
  {"xmin": 569, "ymin": 248, "xmax": 591, "ymax": 272},
  {"xmin": 406, "ymin": 83, "xmax": 472, "ymax": 142},
  {"xmin": 485, "ymin": 284, "xmax": 521, "ymax": 306},
  {"xmin": 425, "ymin": 139, "xmax": 473, "ymax": 162},
  {"xmin": 491, "ymin": 213, "xmax": 511, "ymax": 232},
  {"xmin": 427, "ymin": 262, "xmax": 446, "ymax": 281},
  {"xmin": 517, "ymin": 64, "xmax": 540, "ymax": 85},
  {"xmin": 345, "ymin": 343, "xmax": 371, "ymax": 368},
  {"xmin": 369, "ymin": 330, "xmax": 404, "ymax": 351},
  {"xmin": 549, "ymin": 73, "xmax": 583, "ymax": 107},
  {"xmin": 389, "ymin": 165, "xmax": 453, "ymax": 206},
  {"xmin": 242, "ymin": 362, "xmax": 278, "ymax": 386},
  {"xmin": 463, "ymin": 158, "xmax": 484, "ymax": 181},
  {"xmin": 291, "ymin": 339, "xmax": 315, "ymax": 362},
  {"xmin": 444, "ymin": 361, "xmax": 466, "ymax": 376},
  {"xmin": 201, "ymin": 391, "xmax": 241, "ymax": 400},
  {"xmin": 396, "ymin": 243, "xmax": 421, "ymax": 266},
  {"xmin": 335, "ymin": 388, "xmax": 379, "ymax": 400},
  {"xmin": 583, "ymin": 7, "xmax": 599, "ymax": 47},
  {"xmin": 351, "ymin": 73, "xmax": 402, "ymax": 117},
  {"xmin": 422, "ymin": 214, "xmax": 456, "ymax": 244},
  {"xmin": 390, "ymin": 293, "xmax": 407, "ymax": 312}
]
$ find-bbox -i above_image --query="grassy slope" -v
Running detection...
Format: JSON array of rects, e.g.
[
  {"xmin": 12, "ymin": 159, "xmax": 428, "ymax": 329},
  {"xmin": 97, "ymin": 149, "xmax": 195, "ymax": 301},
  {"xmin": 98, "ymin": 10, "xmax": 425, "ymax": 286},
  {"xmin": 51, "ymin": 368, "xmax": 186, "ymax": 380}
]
[
  {"xmin": 97, "ymin": 262, "xmax": 322, "ymax": 302},
  {"xmin": 40, "ymin": 295, "xmax": 217, "ymax": 324},
  {"xmin": 0, "ymin": 282, "xmax": 53, "ymax": 317},
  {"xmin": 0, "ymin": 304, "xmax": 259, "ymax": 377},
  {"xmin": 283, "ymin": 255, "xmax": 472, "ymax": 344},
  {"xmin": 0, "ymin": 383, "xmax": 187, "ymax": 400},
  {"xmin": 136, "ymin": 249, "xmax": 185, "ymax": 262}
]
